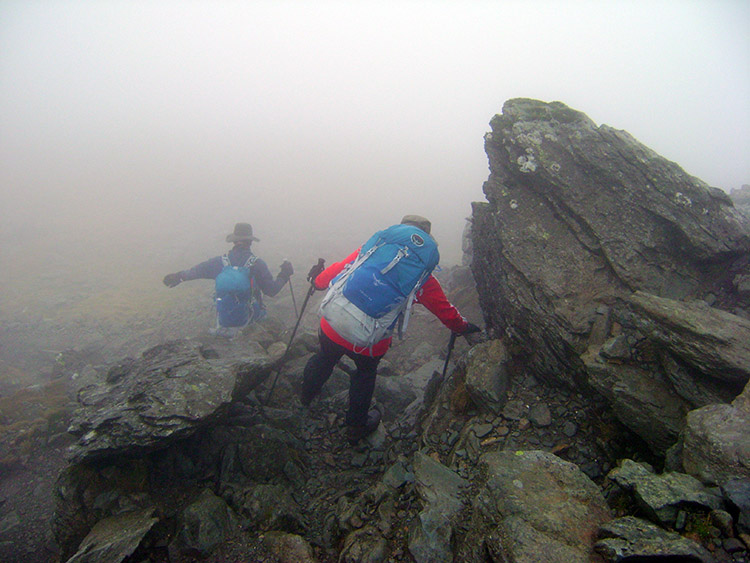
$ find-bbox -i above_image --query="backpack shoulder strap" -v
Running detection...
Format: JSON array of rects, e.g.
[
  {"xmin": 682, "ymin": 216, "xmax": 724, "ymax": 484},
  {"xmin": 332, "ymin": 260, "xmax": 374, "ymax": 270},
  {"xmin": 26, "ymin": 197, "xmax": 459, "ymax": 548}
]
[{"xmin": 243, "ymin": 254, "xmax": 257, "ymax": 269}]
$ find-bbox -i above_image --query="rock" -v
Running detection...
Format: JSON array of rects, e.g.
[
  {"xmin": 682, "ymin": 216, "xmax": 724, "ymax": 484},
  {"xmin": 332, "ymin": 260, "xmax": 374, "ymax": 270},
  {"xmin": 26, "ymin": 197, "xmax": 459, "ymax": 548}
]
[
  {"xmin": 627, "ymin": 291, "xmax": 750, "ymax": 386},
  {"xmin": 562, "ymin": 421, "xmax": 578, "ymax": 437},
  {"xmin": 233, "ymin": 483, "xmax": 304, "ymax": 533},
  {"xmin": 0, "ymin": 511, "xmax": 20, "ymax": 535},
  {"xmin": 660, "ymin": 348, "xmax": 736, "ymax": 409},
  {"xmin": 528, "ymin": 403, "xmax": 551, "ymax": 427},
  {"xmin": 381, "ymin": 458, "xmax": 415, "ymax": 489},
  {"xmin": 408, "ymin": 451, "xmax": 468, "ymax": 563},
  {"xmin": 67, "ymin": 340, "xmax": 274, "ymax": 463},
  {"xmin": 175, "ymin": 488, "xmax": 235, "ymax": 557},
  {"xmin": 722, "ymin": 478, "xmax": 750, "ymax": 535},
  {"xmin": 595, "ymin": 516, "xmax": 713, "ymax": 561},
  {"xmin": 607, "ymin": 459, "xmax": 724, "ymax": 527},
  {"xmin": 340, "ymin": 525, "xmax": 390, "ymax": 562},
  {"xmin": 730, "ymin": 185, "xmax": 750, "ymax": 221},
  {"xmin": 52, "ymin": 459, "xmax": 154, "ymax": 561},
  {"xmin": 218, "ymin": 423, "xmax": 307, "ymax": 487},
  {"xmin": 681, "ymin": 382, "xmax": 750, "ymax": 486},
  {"xmin": 584, "ymin": 353, "xmax": 688, "ymax": 453},
  {"xmin": 584, "ymin": 290, "xmax": 750, "ymax": 454},
  {"xmin": 472, "ymin": 450, "xmax": 612, "ymax": 561},
  {"xmin": 261, "ymin": 531, "xmax": 317, "ymax": 563},
  {"xmin": 464, "ymin": 339, "xmax": 509, "ymax": 415},
  {"xmin": 502, "ymin": 399, "xmax": 527, "ymax": 421},
  {"xmin": 472, "ymin": 98, "xmax": 749, "ymax": 392},
  {"xmin": 65, "ymin": 508, "xmax": 158, "ymax": 563}
]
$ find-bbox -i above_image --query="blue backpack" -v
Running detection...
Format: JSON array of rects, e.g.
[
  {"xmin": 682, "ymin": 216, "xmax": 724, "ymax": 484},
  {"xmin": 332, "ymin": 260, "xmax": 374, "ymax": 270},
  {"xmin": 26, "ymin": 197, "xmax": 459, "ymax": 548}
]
[
  {"xmin": 319, "ymin": 224, "xmax": 440, "ymax": 349},
  {"xmin": 214, "ymin": 254, "xmax": 259, "ymax": 328}
]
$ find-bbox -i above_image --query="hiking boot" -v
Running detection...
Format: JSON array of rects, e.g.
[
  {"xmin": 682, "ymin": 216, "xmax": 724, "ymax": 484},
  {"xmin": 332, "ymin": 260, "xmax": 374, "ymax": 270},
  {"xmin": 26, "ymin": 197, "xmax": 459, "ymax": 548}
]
[
  {"xmin": 346, "ymin": 409, "xmax": 382, "ymax": 445},
  {"xmin": 300, "ymin": 386, "xmax": 318, "ymax": 407}
]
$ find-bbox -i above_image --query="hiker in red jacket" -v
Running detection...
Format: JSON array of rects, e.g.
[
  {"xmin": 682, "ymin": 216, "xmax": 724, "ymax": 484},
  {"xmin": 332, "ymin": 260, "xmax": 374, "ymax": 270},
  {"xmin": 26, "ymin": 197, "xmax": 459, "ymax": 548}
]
[{"xmin": 301, "ymin": 215, "xmax": 481, "ymax": 444}]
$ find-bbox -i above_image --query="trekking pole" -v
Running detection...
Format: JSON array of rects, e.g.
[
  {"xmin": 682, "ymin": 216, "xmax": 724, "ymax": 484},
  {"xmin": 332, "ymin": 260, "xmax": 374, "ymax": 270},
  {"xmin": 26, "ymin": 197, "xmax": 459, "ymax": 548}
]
[
  {"xmin": 289, "ymin": 279, "xmax": 298, "ymax": 318},
  {"xmin": 440, "ymin": 331, "xmax": 458, "ymax": 380},
  {"xmin": 264, "ymin": 259, "xmax": 324, "ymax": 405}
]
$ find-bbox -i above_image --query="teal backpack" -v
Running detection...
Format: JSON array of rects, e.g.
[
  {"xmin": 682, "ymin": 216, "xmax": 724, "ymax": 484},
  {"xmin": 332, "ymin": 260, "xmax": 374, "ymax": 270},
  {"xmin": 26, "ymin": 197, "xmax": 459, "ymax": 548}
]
[
  {"xmin": 214, "ymin": 254, "xmax": 258, "ymax": 328},
  {"xmin": 319, "ymin": 224, "xmax": 439, "ymax": 349}
]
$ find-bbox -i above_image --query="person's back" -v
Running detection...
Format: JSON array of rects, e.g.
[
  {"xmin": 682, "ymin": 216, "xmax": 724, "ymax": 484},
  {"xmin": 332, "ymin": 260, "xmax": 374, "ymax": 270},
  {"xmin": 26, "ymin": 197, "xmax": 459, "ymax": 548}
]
[
  {"xmin": 301, "ymin": 214, "xmax": 480, "ymax": 444},
  {"xmin": 318, "ymin": 221, "xmax": 440, "ymax": 351},
  {"xmin": 163, "ymin": 222, "xmax": 294, "ymax": 337}
]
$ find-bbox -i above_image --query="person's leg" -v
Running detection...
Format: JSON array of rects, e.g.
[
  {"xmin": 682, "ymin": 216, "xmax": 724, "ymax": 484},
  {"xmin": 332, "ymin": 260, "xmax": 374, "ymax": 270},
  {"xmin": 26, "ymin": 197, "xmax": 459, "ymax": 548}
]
[
  {"xmin": 301, "ymin": 330, "xmax": 346, "ymax": 405},
  {"xmin": 345, "ymin": 352, "xmax": 382, "ymax": 427}
]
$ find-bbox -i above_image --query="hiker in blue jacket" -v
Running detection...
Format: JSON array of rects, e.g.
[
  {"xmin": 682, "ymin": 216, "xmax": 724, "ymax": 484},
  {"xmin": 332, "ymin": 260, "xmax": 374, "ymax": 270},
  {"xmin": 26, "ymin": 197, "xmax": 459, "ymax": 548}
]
[{"xmin": 163, "ymin": 222, "xmax": 293, "ymax": 336}]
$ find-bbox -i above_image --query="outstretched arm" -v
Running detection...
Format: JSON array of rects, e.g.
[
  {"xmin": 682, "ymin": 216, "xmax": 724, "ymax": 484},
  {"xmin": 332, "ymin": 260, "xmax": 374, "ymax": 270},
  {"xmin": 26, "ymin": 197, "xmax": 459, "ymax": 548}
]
[
  {"xmin": 253, "ymin": 259, "xmax": 292, "ymax": 297},
  {"xmin": 163, "ymin": 256, "xmax": 222, "ymax": 286}
]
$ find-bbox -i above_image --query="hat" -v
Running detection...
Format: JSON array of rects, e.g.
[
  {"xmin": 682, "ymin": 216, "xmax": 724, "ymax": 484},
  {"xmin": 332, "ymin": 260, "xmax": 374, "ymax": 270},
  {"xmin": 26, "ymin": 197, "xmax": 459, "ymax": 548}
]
[
  {"xmin": 226, "ymin": 222, "xmax": 260, "ymax": 243},
  {"xmin": 400, "ymin": 214, "xmax": 431, "ymax": 234}
]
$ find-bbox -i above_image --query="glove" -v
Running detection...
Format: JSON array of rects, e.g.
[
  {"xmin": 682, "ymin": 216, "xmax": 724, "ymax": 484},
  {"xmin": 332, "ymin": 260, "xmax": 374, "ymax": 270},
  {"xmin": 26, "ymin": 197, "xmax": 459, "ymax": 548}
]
[
  {"xmin": 460, "ymin": 322, "xmax": 483, "ymax": 345},
  {"xmin": 279, "ymin": 260, "xmax": 294, "ymax": 279},
  {"xmin": 163, "ymin": 272, "xmax": 182, "ymax": 287},
  {"xmin": 307, "ymin": 258, "xmax": 326, "ymax": 282},
  {"xmin": 462, "ymin": 322, "xmax": 482, "ymax": 335}
]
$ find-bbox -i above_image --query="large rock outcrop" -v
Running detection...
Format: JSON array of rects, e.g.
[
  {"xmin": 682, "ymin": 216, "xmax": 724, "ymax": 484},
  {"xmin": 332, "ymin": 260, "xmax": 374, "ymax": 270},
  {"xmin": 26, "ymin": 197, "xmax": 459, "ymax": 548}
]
[
  {"xmin": 66, "ymin": 339, "xmax": 275, "ymax": 463},
  {"xmin": 472, "ymin": 98, "xmax": 750, "ymax": 457}
]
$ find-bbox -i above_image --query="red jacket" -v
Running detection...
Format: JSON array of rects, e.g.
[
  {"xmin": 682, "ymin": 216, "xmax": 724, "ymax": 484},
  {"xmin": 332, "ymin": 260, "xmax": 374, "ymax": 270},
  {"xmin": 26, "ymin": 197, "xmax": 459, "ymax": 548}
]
[{"xmin": 315, "ymin": 249, "xmax": 469, "ymax": 357}]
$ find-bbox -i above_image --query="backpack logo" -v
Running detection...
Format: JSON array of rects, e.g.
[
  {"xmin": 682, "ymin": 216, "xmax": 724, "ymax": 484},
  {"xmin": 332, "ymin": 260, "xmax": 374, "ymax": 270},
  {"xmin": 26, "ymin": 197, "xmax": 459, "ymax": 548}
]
[{"xmin": 319, "ymin": 224, "xmax": 439, "ymax": 350}]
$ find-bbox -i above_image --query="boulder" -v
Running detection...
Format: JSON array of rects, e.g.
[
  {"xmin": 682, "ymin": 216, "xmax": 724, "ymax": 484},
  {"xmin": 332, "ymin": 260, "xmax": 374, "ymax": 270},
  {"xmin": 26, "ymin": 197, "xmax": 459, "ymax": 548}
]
[
  {"xmin": 584, "ymin": 352, "xmax": 689, "ymax": 453},
  {"xmin": 408, "ymin": 451, "xmax": 469, "ymax": 563},
  {"xmin": 607, "ymin": 459, "xmax": 724, "ymax": 527},
  {"xmin": 232, "ymin": 483, "xmax": 304, "ymax": 533},
  {"xmin": 67, "ymin": 339, "xmax": 274, "ymax": 463},
  {"xmin": 52, "ymin": 459, "xmax": 154, "ymax": 561},
  {"xmin": 175, "ymin": 488, "xmax": 235, "ymax": 557},
  {"xmin": 585, "ymin": 291, "xmax": 749, "ymax": 454},
  {"xmin": 626, "ymin": 291, "xmax": 750, "ymax": 386},
  {"xmin": 472, "ymin": 98, "xmax": 750, "ymax": 389},
  {"xmin": 464, "ymin": 339, "xmax": 510, "ymax": 415},
  {"xmin": 261, "ymin": 531, "xmax": 317, "ymax": 563},
  {"xmin": 681, "ymin": 381, "xmax": 750, "ymax": 486},
  {"xmin": 595, "ymin": 516, "xmax": 713, "ymax": 561},
  {"xmin": 340, "ymin": 525, "xmax": 390, "ymax": 563},
  {"xmin": 472, "ymin": 450, "xmax": 612, "ymax": 561},
  {"xmin": 64, "ymin": 508, "xmax": 159, "ymax": 563},
  {"xmin": 722, "ymin": 478, "xmax": 750, "ymax": 535}
]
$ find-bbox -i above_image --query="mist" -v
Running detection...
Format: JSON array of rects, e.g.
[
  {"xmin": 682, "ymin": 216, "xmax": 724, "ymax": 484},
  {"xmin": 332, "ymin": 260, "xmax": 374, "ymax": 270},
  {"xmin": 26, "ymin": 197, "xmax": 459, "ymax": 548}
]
[{"xmin": 1, "ymin": 0, "xmax": 749, "ymax": 374}]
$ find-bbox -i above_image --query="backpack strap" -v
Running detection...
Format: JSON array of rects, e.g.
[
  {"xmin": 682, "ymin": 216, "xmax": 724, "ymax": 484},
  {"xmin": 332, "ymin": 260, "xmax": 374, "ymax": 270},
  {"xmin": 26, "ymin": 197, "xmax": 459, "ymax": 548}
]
[
  {"xmin": 242, "ymin": 254, "xmax": 257, "ymax": 268},
  {"xmin": 396, "ymin": 269, "xmax": 430, "ymax": 339},
  {"xmin": 380, "ymin": 245, "xmax": 409, "ymax": 275}
]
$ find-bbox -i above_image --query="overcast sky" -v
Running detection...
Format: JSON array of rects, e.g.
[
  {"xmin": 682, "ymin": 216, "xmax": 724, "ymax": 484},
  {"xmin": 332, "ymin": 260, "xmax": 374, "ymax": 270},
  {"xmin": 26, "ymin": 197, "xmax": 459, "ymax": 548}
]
[{"xmin": 1, "ymin": 0, "xmax": 748, "ymax": 267}]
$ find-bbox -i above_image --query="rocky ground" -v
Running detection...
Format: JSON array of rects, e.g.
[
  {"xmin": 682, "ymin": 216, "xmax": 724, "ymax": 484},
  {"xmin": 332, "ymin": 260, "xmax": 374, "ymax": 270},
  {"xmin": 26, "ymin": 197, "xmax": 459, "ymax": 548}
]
[{"xmin": 1, "ymin": 264, "xmax": 748, "ymax": 562}]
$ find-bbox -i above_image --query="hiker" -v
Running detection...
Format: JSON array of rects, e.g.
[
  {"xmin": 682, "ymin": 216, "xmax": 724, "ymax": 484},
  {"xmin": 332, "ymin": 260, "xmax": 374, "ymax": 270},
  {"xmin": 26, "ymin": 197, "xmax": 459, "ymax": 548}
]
[
  {"xmin": 300, "ymin": 215, "xmax": 481, "ymax": 444},
  {"xmin": 163, "ymin": 222, "xmax": 293, "ymax": 336}
]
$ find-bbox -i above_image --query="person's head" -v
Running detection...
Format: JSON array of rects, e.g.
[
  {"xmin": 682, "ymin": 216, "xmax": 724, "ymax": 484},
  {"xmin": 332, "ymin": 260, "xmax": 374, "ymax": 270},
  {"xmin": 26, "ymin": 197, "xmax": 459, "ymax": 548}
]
[
  {"xmin": 400, "ymin": 214, "xmax": 431, "ymax": 234},
  {"xmin": 226, "ymin": 223, "xmax": 260, "ymax": 246}
]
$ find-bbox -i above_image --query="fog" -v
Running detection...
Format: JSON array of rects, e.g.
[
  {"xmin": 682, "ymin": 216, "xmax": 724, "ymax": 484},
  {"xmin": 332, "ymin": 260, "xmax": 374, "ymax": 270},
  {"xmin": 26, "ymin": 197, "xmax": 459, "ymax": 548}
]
[{"xmin": 1, "ymin": 1, "xmax": 749, "ymax": 373}]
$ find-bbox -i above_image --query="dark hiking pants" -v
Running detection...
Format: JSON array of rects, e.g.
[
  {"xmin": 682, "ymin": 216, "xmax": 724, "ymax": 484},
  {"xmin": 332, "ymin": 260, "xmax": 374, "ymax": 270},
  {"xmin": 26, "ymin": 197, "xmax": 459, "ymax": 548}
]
[{"xmin": 302, "ymin": 330, "xmax": 382, "ymax": 426}]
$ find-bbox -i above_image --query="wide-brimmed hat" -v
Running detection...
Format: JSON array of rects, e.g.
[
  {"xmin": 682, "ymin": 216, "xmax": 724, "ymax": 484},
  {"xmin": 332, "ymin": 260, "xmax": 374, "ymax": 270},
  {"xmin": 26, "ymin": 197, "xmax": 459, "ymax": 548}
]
[
  {"xmin": 400, "ymin": 214, "xmax": 431, "ymax": 234},
  {"xmin": 226, "ymin": 222, "xmax": 260, "ymax": 243}
]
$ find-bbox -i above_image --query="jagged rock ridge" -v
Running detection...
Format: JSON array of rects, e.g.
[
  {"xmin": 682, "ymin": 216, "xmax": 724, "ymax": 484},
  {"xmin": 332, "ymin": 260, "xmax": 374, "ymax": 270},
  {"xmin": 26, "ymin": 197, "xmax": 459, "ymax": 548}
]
[{"xmin": 472, "ymin": 98, "xmax": 750, "ymax": 461}]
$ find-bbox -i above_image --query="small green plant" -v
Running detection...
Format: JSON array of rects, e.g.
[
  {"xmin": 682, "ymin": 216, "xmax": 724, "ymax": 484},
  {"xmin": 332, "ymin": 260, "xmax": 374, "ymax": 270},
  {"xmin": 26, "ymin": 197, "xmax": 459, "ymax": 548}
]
[{"xmin": 683, "ymin": 512, "xmax": 714, "ymax": 545}]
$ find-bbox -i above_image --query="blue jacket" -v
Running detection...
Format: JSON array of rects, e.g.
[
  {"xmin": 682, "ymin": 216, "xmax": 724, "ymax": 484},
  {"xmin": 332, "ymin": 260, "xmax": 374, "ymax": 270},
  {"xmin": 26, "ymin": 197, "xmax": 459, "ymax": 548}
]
[{"xmin": 179, "ymin": 245, "xmax": 288, "ymax": 298}]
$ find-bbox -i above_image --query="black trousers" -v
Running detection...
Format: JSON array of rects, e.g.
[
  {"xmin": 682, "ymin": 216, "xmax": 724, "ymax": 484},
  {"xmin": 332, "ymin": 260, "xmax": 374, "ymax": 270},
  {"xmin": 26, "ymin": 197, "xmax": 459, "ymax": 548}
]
[{"xmin": 302, "ymin": 330, "xmax": 382, "ymax": 426}]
